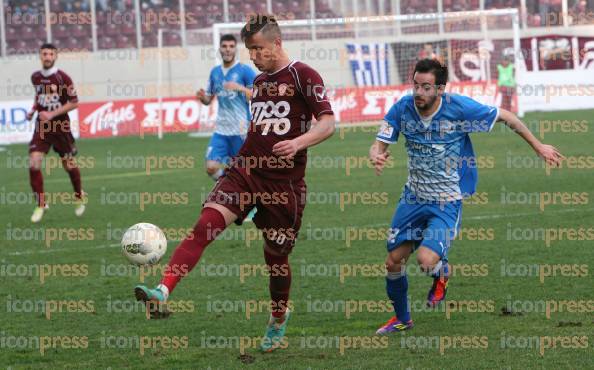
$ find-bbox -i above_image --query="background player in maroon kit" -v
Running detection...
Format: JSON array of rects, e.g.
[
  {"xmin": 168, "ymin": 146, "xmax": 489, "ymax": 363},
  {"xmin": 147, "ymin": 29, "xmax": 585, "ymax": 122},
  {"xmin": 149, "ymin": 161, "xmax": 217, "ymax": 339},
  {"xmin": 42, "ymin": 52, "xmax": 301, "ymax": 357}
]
[
  {"xmin": 27, "ymin": 43, "xmax": 85, "ymax": 223},
  {"xmin": 134, "ymin": 15, "xmax": 336, "ymax": 352}
]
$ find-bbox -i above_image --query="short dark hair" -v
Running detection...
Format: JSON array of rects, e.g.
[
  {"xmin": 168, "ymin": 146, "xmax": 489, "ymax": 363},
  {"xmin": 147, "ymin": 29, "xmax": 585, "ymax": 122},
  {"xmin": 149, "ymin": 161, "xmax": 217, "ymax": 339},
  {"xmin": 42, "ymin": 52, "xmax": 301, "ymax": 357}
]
[
  {"xmin": 39, "ymin": 43, "xmax": 57, "ymax": 51},
  {"xmin": 240, "ymin": 14, "xmax": 281, "ymax": 41},
  {"xmin": 413, "ymin": 58, "xmax": 448, "ymax": 86},
  {"xmin": 220, "ymin": 34, "xmax": 237, "ymax": 45}
]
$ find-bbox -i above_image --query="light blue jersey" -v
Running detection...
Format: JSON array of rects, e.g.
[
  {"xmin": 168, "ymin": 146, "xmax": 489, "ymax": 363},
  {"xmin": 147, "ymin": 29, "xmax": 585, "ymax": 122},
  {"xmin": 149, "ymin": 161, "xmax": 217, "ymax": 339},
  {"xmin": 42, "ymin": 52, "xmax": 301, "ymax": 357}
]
[
  {"xmin": 377, "ymin": 93, "xmax": 499, "ymax": 202},
  {"xmin": 206, "ymin": 61, "xmax": 256, "ymax": 136}
]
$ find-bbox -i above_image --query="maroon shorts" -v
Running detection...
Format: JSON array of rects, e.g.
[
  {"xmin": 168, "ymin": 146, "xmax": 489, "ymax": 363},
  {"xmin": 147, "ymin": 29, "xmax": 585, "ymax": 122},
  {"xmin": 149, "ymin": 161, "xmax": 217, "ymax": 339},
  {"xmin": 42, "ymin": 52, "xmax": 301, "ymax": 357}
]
[
  {"xmin": 29, "ymin": 129, "xmax": 77, "ymax": 157},
  {"xmin": 205, "ymin": 166, "xmax": 306, "ymax": 255}
]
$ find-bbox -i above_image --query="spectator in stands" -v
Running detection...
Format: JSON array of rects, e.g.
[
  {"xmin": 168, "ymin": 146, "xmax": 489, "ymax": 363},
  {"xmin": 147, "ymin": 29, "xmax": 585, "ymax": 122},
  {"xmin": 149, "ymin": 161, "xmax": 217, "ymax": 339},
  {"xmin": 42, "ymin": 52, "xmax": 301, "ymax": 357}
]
[
  {"xmin": 570, "ymin": 0, "xmax": 589, "ymax": 24},
  {"xmin": 96, "ymin": 0, "xmax": 108, "ymax": 11},
  {"xmin": 418, "ymin": 43, "xmax": 444, "ymax": 64},
  {"xmin": 61, "ymin": 0, "xmax": 74, "ymax": 12},
  {"xmin": 114, "ymin": 0, "xmax": 128, "ymax": 12},
  {"xmin": 540, "ymin": 0, "xmax": 563, "ymax": 26},
  {"xmin": 71, "ymin": 1, "xmax": 90, "ymax": 12},
  {"xmin": 141, "ymin": 0, "xmax": 164, "ymax": 10},
  {"xmin": 12, "ymin": 1, "xmax": 40, "ymax": 16},
  {"xmin": 418, "ymin": 43, "xmax": 437, "ymax": 60}
]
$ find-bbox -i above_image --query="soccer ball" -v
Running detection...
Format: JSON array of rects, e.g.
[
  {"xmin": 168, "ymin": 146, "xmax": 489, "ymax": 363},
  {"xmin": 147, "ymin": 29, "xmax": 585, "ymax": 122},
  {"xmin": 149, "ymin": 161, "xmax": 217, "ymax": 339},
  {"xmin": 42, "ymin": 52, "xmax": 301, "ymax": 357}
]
[{"xmin": 121, "ymin": 223, "xmax": 167, "ymax": 265}]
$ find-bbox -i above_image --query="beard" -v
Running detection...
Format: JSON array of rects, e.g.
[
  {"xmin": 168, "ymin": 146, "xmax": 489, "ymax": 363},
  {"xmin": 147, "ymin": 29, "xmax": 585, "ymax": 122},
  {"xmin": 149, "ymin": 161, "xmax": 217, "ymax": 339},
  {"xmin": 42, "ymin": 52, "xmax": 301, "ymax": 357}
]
[
  {"xmin": 43, "ymin": 60, "xmax": 55, "ymax": 69},
  {"xmin": 414, "ymin": 95, "xmax": 437, "ymax": 112}
]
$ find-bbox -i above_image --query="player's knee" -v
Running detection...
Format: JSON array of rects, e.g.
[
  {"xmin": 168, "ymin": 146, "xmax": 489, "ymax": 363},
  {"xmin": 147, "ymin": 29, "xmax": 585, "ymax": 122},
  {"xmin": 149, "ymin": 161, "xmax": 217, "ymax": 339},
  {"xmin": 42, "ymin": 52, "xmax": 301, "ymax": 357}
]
[
  {"xmin": 29, "ymin": 156, "xmax": 42, "ymax": 170},
  {"xmin": 385, "ymin": 255, "xmax": 403, "ymax": 272},
  {"xmin": 61, "ymin": 157, "xmax": 76, "ymax": 171},
  {"xmin": 417, "ymin": 253, "xmax": 439, "ymax": 273},
  {"xmin": 206, "ymin": 166, "xmax": 218, "ymax": 175}
]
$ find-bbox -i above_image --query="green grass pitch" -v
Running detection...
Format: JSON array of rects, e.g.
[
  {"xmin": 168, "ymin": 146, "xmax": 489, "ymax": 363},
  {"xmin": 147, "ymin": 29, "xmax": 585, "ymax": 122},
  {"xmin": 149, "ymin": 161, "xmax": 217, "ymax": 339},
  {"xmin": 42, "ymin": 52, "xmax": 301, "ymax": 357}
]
[{"xmin": 1, "ymin": 109, "xmax": 592, "ymax": 369}]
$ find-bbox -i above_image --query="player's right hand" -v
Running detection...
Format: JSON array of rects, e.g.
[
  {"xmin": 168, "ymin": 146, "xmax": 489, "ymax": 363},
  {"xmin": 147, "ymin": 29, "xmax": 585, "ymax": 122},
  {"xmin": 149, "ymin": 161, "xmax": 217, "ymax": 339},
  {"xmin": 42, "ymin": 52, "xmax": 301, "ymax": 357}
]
[
  {"xmin": 370, "ymin": 151, "xmax": 390, "ymax": 176},
  {"xmin": 38, "ymin": 111, "xmax": 53, "ymax": 123},
  {"xmin": 196, "ymin": 89, "xmax": 206, "ymax": 103}
]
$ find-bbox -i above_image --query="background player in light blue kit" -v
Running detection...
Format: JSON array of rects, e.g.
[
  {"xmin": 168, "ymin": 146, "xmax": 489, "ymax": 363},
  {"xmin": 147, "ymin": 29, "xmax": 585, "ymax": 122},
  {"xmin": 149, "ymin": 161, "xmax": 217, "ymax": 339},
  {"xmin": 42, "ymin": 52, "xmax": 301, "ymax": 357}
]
[
  {"xmin": 369, "ymin": 59, "xmax": 563, "ymax": 334},
  {"xmin": 197, "ymin": 34, "xmax": 256, "ymax": 181}
]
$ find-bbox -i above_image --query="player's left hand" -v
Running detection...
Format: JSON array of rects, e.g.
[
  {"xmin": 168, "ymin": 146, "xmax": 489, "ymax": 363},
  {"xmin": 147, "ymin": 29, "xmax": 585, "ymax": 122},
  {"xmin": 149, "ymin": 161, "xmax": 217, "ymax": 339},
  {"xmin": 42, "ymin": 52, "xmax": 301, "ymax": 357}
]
[
  {"xmin": 370, "ymin": 151, "xmax": 391, "ymax": 176},
  {"xmin": 223, "ymin": 81, "xmax": 242, "ymax": 91},
  {"xmin": 272, "ymin": 140, "xmax": 300, "ymax": 159},
  {"xmin": 38, "ymin": 111, "xmax": 54, "ymax": 122},
  {"xmin": 535, "ymin": 143, "xmax": 564, "ymax": 167}
]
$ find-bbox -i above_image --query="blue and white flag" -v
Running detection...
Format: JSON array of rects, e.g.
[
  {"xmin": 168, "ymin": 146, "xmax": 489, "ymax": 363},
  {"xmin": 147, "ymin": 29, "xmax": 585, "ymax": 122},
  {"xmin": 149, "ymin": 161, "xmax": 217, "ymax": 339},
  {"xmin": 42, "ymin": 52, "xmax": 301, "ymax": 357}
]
[{"xmin": 346, "ymin": 43, "xmax": 390, "ymax": 86}]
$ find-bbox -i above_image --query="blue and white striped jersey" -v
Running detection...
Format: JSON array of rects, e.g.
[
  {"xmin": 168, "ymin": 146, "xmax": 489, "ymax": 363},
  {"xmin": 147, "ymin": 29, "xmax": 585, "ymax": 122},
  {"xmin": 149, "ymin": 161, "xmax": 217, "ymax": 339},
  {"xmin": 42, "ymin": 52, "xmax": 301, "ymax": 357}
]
[
  {"xmin": 377, "ymin": 93, "xmax": 499, "ymax": 201},
  {"xmin": 206, "ymin": 62, "xmax": 256, "ymax": 136}
]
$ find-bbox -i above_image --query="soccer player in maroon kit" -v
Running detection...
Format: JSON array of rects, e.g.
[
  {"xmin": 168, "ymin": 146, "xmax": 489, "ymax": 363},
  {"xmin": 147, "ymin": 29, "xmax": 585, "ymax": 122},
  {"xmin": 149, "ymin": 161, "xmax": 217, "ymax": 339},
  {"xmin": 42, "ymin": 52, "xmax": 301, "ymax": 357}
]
[
  {"xmin": 135, "ymin": 15, "xmax": 336, "ymax": 352},
  {"xmin": 27, "ymin": 43, "xmax": 85, "ymax": 223}
]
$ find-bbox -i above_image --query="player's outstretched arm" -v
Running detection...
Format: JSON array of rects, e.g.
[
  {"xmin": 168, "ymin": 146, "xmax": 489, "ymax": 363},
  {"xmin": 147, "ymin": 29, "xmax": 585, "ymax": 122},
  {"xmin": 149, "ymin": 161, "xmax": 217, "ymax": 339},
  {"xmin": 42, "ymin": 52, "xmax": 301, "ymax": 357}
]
[
  {"xmin": 272, "ymin": 113, "xmax": 335, "ymax": 159},
  {"xmin": 369, "ymin": 140, "xmax": 391, "ymax": 176},
  {"xmin": 497, "ymin": 109, "xmax": 564, "ymax": 166}
]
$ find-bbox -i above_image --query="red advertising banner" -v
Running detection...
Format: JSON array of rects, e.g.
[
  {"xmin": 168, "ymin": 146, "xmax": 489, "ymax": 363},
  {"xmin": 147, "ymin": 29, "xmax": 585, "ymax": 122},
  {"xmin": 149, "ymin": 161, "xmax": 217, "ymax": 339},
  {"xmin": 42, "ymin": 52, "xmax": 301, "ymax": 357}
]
[
  {"xmin": 328, "ymin": 80, "xmax": 514, "ymax": 122},
  {"xmin": 76, "ymin": 80, "xmax": 515, "ymax": 139},
  {"xmin": 77, "ymin": 97, "xmax": 217, "ymax": 138}
]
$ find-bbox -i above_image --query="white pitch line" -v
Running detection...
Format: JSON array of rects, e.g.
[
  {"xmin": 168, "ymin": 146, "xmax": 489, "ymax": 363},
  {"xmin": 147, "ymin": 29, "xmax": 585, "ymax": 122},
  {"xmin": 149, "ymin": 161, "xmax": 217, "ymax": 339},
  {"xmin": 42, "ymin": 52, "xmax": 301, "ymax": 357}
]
[
  {"xmin": 8, "ymin": 243, "xmax": 121, "ymax": 256},
  {"xmin": 7, "ymin": 240, "xmax": 182, "ymax": 256},
  {"xmin": 465, "ymin": 206, "xmax": 594, "ymax": 220},
  {"xmin": 6, "ymin": 206, "xmax": 593, "ymax": 256},
  {"xmin": 44, "ymin": 169, "xmax": 190, "ymax": 184}
]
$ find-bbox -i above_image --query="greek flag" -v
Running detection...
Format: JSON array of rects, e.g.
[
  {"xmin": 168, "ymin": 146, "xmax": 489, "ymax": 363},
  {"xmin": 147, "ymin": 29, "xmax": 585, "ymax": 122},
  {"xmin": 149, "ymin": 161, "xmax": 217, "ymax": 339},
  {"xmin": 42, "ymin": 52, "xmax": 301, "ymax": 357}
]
[{"xmin": 346, "ymin": 43, "xmax": 390, "ymax": 86}]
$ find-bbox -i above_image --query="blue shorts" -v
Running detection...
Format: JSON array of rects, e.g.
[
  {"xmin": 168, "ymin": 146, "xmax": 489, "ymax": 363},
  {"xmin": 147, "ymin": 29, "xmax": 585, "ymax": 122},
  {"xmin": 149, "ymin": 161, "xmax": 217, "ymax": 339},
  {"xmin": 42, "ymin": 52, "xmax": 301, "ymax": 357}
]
[
  {"xmin": 205, "ymin": 133, "xmax": 245, "ymax": 164},
  {"xmin": 387, "ymin": 188, "xmax": 463, "ymax": 261}
]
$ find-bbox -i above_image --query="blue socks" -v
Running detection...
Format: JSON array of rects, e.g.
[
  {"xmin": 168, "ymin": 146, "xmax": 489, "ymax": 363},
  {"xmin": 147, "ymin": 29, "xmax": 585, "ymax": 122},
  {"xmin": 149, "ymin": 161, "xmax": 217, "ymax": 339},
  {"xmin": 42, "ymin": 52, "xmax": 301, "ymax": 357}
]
[{"xmin": 386, "ymin": 270, "xmax": 410, "ymax": 322}]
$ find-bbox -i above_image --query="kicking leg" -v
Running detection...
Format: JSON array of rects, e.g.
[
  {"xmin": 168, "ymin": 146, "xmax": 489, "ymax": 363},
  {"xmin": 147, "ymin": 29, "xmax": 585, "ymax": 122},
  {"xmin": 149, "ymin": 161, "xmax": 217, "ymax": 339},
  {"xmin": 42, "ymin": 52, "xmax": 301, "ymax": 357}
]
[{"xmin": 134, "ymin": 203, "xmax": 237, "ymax": 318}]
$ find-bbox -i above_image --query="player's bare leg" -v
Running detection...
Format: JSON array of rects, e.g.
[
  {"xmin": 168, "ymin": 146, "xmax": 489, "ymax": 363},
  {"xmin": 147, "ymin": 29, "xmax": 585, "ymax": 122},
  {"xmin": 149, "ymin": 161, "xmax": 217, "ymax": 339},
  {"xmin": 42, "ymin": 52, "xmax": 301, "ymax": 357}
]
[
  {"xmin": 61, "ymin": 156, "xmax": 85, "ymax": 216},
  {"xmin": 205, "ymin": 160, "xmax": 224, "ymax": 181},
  {"xmin": 29, "ymin": 151, "xmax": 47, "ymax": 223},
  {"xmin": 417, "ymin": 246, "xmax": 449, "ymax": 307},
  {"xmin": 134, "ymin": 202, "xmax": 237, "ymax": 318},
  {"xmin": 260, "ymin": 242, "xmax": 292, "ymax": 352},
  {"xmin": 376, "ymin": 242, "xmax": 414, "ymax": 334}
]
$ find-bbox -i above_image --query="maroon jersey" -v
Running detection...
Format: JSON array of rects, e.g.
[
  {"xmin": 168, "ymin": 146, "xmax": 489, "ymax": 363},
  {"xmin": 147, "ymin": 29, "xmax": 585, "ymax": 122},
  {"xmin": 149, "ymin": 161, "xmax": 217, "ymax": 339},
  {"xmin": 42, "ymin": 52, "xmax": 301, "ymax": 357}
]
[
  {"xmin": 236, "ymin": 61, "xmax": 333, "ymax": 180},
  {"xmin": 31, "ymin": 67, "xmax": 78, "ymax": 133}
]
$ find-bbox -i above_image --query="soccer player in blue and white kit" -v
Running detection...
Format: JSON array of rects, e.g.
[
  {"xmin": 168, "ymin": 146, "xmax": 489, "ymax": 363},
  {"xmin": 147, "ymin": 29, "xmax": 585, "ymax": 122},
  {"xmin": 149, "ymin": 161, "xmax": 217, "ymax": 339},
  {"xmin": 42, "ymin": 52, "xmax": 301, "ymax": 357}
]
[
  {"xmin": 370, "ymin": 59, "xmax": 563, "ymax": 333},
  {"xmin": 196, "ymin": 34, "xmax": 256, "ymax": 181}
]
